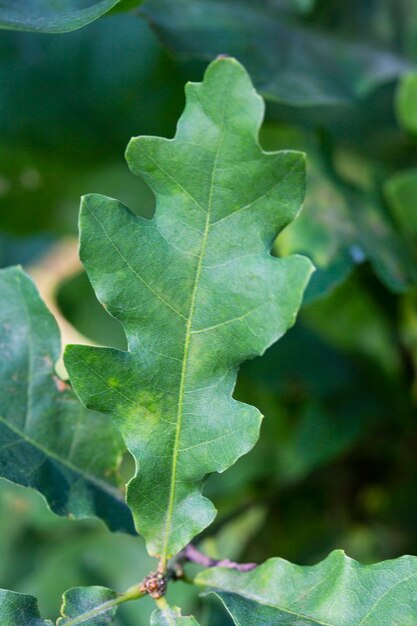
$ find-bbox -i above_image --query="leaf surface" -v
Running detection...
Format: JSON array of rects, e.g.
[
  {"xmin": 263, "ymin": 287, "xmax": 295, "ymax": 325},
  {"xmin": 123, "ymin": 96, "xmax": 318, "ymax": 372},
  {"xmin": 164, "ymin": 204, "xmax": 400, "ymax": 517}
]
[
  {"xmin": 196, "ymin": 550, "xmax": 417, "ymax": 625},
  {"xmin": 0, "ymin": 266, "xmax": 134, "ymax": 534},
  {"xmin": 65, "ymin": 57, "xmax": 313, "ymax": 562},
  {"xmin": 57, "ymin": 586, "xmax": 118, "ymax": 625},
  {"xmin": 0, "ymin": 590, "xmax": 52, "ymax": 626},
  {"xmin": 0, "ymin": 0, "xmax": 129, "ymax": 33},
  {"xmin": 151, "ymin": 606, "xmax": 200, "ymax": 625}
]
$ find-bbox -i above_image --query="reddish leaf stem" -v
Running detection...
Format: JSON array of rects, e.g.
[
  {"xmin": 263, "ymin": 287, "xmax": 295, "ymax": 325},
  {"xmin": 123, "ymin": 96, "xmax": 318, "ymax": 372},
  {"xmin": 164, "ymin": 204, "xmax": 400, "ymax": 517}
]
[{"xmin": 181, "ymin": 544, "xmax": 257, "ymax": 572}]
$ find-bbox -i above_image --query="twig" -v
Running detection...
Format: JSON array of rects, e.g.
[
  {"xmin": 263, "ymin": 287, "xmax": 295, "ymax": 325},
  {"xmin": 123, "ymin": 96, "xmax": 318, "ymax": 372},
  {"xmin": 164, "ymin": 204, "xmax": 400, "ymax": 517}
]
[{"xmin": 180, "ymin": 543, "xmax": 257, "ymax": 572}]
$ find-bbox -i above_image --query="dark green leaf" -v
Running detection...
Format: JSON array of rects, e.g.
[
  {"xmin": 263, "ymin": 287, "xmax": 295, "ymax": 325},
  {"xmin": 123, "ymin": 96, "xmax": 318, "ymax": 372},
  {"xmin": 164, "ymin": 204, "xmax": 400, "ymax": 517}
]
[
  {"xmin": 0, "ymin": 0, "xmax": 130, "ymax": 33},
  {"xmin": 197, "ymin": 550, "xmax": 417, "ymax": 625},
  {"xmin": 141, "ymin": 0, "xmax": 410, "ymax": 107},
  {"xmin": 65, "ymin": 57, "xmax": 313, "ymax": 561},
  {"xmin": 0, "ymin": 266, "xmax": 134, "ymax": 534}
]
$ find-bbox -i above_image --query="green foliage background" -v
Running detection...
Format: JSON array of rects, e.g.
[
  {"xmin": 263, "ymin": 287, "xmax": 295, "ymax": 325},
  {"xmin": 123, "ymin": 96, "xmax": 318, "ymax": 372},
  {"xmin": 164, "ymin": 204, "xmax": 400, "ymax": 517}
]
[{"xmin": 1, "ymin": 1, "xmax": 417, "ymax": 623}]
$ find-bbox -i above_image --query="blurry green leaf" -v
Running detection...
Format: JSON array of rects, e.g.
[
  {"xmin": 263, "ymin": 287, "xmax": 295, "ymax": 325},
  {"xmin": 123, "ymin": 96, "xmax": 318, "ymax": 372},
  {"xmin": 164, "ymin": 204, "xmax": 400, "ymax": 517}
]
[
  {"xmin": 277, "ymin": 403, "xmax": 367, "ymax": 482},
  {"xmin": 304, "ymin": 271, "xmax": 401, "ymax": 376},
  {"xmin": 308, "ymin": 0, "xmax": 417, "ymax": 59},
  {"xmin": 109, "ymin": 0, "xmax": 142, "ymax": 11},
  {"xmin": 57, "ymin": 587, "xmax": 118, "ymax": 625},
  {"xmin": 278, "ymin": 156, "xmax": 416, "ymax": 297},
  {"xmin": 65, "ymin": 57, "xmax": 312, "ymax": 561},
  {"xmin": 263, "ymin": 122, "xmax": 416, "ymax": 299},
  {"xmin": 353, "ymin": 193, "xmax": 416, "ymax": 292},
  {"xmin": 396, "ymin": 72, "xmax": 417, "ymax": 134},
  {"xmin": 0, "ymin": 18, "xmax": 184, "ymax": 164},
  {"xmin": 0, "ymin": 0, "xmax": 133, "ymax": 33},
  {"xmin": 201, "ymin": 507, "xmax": 266, "ymax": 563},
  {"xmin": 197, "ymin": 550, "xmax": 417, "ymax": 625},
  {"xmin": 233, "ymin": 321, "xmax": 396, "ymax": 489},
  {"xmin": 141, "ymin": 0, "xmax": 410, "ymax": 107},
  {"xmin": 0, "ymin": 266, "xmax": 134, "ymax": 534},
  {"xmin": 0, "ymin": 233, "xmax": 55, "ymax": 268},
  {"xmin": 151, "ymin": 606, "xmax": 200, "ymax": 625},
  {"xmin": 276, "ymin": 158, "xmax": 357, "ymax": 301},
  {"xmin": 0, "ymin": 590, "xmax": 51, "ymax": 626}
]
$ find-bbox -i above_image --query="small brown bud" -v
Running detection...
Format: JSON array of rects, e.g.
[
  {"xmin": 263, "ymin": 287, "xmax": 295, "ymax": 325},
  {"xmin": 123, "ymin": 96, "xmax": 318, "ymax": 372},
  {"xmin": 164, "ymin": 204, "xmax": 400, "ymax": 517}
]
[{"xmin": 139, "ymin": 571, "xmax": 167, "ymax": 599}]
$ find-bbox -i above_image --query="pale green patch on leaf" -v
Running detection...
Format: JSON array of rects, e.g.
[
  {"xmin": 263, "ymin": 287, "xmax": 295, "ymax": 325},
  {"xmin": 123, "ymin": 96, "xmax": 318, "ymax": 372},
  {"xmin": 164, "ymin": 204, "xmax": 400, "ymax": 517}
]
[
  {"xmin": 196, "ymin": 549, "xmax": 417, "ymax": 625},
  {"xmin": 0, "ymin": 589, "xmax": 52, "ymax": 626},
  {"xmin": 0, "ymin": 0, "xmax": 133, "ymax": 33},
  {"xmin": 65, "ymin": 57, "xmax": 313, "ymax": 562},
  {"xmin": 151, "ymin": 605, "xmax": 200, "ymax": 625},
  {"xmin": 0, "ymin": 266, "xmax": 134, "ymax": 534}
]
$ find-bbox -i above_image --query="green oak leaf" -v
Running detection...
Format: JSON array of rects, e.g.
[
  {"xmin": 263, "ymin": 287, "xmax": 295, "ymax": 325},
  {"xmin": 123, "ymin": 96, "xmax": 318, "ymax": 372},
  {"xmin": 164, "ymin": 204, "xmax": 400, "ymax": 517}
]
[
  {"xmin": 64, "ymin": 57, "xmax": 313, "ymax": 562},
  {"xmin": 141, "ymin": 0, "xmax": 410, "ymax": 107},
  {"xmin": 0, "ymin": 590, "xmax": 52, "ymax": 626},
  {"xmin": 0, "ymin": 0, "xmax": 134, "ymax": 33},
  {"xmin": 151, "ymin": 606, "xmax": 200, "ymax": 625},
  {"xmin": 0, "ymin": 586, "xmax": 121, "ymax": 625},
  {"xmin": 0, "ymin": 266, "xmax": 134, "ymax": 534},
  {"xmin": 57, "ymin": 586, "xmax": 118, "ymax": 625},
  {"xmin": 196, "ymin": 550, "xmax": 417, "ymax": 625}
]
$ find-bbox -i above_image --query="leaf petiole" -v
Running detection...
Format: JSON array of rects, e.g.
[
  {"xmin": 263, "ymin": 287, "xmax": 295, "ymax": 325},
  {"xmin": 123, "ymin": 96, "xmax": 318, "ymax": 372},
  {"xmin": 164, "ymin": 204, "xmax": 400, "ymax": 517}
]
[{"xmin": 59, "ymin": 584, "xmax": 146, "ymax": 626}]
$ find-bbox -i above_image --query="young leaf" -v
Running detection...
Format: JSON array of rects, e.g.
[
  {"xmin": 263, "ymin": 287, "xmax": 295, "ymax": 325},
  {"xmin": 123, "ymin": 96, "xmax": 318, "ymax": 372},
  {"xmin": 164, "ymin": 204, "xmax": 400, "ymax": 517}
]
[
  {"xmin": 196, "ymin": 549, "xmax": 417, "ymax": 625},
  {"xmin": 151, "ymin": 606, "xmax": 200, "ymax": 625},
  {"xmin": 57, "ymin": 587, "xmax": 118, "ymax": 625},
  {"xmin": 65, "ymin": 57, "xmax": 313, "ymax": 563},
  {"xmin": 0, "ymin": 266, "xmax": 134, "ymax": 534},
  {"xmin": 0, "ymin": 589, "xmax": 52, "ymax": 626},
  {"xmin": 0, "ymin": 0, "xmax": 128, "ymax": 34}
]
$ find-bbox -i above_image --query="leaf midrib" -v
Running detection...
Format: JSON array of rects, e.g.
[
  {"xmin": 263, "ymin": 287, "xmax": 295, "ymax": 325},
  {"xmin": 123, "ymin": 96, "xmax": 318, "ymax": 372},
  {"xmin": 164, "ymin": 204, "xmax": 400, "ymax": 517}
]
[
  {"xmin": 207, "ymin": 569, "xmax": 417, "ymax": 626},
  {"xmin": 160, "ymin": 90, "xmax": 228, "ymax": 567},
  {"xmin": 214, "ymin": 591, "xmax": 334, "ymax": 626},
  {"xmin": 58, "ymin": 595, "xmax": 124, "ymax": 626}
]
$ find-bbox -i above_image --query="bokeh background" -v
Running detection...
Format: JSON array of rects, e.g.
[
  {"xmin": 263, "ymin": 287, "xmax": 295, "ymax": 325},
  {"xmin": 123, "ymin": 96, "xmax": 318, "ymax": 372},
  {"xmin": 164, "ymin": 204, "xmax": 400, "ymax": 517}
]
[{"xmin": 1, "ymin": 1, "xmax": 417, "ymax": 623}]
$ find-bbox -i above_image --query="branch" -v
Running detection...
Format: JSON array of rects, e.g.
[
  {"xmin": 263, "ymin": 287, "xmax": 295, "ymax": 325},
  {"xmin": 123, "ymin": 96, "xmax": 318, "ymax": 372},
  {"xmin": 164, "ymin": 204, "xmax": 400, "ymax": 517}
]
[{"xmin": 180, "ymin": 544, "xmax": 257, "ymax": 572}]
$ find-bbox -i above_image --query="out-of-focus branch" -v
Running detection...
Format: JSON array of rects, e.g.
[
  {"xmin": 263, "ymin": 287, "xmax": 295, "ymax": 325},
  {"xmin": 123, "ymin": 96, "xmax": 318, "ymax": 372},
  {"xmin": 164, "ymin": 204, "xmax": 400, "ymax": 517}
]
[{"xmin": 27, "ymin": 237, "xmax": 95, "ymax": 376}]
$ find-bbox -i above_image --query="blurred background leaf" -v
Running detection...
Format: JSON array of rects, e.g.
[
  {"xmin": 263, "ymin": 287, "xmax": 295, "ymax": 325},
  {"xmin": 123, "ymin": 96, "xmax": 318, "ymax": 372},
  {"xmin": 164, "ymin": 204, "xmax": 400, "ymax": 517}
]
[{"xmin": 0, "ymin": 0, "xmax": 132, "ymax": 34}]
